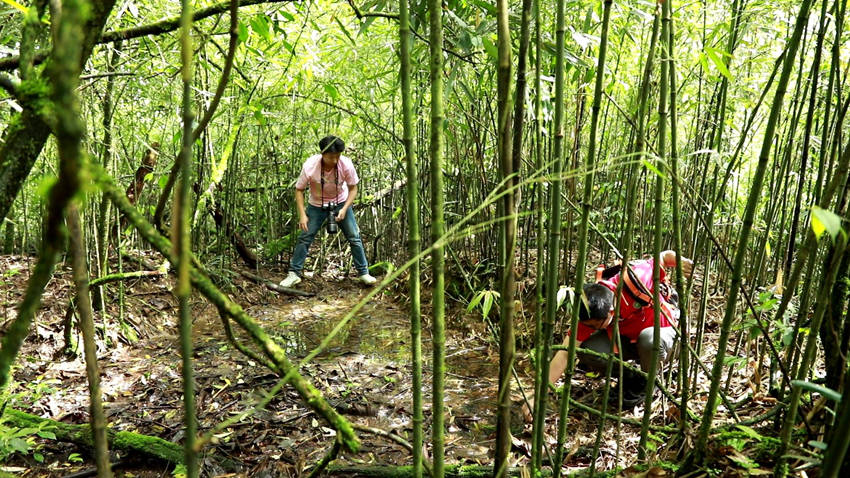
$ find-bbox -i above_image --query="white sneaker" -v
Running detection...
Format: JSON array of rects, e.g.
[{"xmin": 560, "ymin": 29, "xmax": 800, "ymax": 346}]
[
  {"xmin": 279, "ymin": 271, "xmax": 301, "ymax": 288},
  {"xmin": 357, "ymin": 274, "xmax": 377, "ymax": 285}
]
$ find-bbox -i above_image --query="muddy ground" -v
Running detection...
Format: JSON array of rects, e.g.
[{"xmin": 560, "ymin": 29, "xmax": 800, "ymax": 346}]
[{"xmin": 0, "ymin": 253, "xmax": 781, "ymax": 477}]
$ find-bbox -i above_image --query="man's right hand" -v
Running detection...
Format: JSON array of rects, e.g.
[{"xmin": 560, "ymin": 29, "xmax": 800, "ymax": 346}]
[
  {"xmin": 681, "ymin": 257, "xmax": 694, "ymax": 278},
  {"xmin": 299, "ymin": 214, "xmax": 309, "ymax": 231}
]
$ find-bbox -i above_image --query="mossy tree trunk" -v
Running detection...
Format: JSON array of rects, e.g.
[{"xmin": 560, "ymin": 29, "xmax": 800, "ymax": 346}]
[
  {"xmin": 0, "ymin": 0, "xmax": 111, "ymax": 393},
  {"xmin": 94, "ymin": 167, "xmax": 361, "ymax": 454},
  {"xmin": 0, "ymin": 0, "xmax": 116, "ymax": 224}
]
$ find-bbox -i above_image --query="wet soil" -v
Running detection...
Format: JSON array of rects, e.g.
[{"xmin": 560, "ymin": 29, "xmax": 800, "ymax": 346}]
[
  {"xmin": 2, "ymin": 253, "xmax": 506, "ymax": 477},
  {"xmin": 0, "ymin": 253, "xmax": 779, "ymax": 477}
]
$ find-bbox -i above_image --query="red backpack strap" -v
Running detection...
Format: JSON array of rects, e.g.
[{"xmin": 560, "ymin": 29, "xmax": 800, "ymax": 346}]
[{"xmin": 623, "ymin": 263, "xmax": 653, "ymax": 307}]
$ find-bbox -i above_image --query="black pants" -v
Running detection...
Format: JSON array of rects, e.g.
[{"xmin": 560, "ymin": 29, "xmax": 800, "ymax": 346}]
[{"xmin": 578, "ymin": 327, "xmax": 678, "ymax": 386}]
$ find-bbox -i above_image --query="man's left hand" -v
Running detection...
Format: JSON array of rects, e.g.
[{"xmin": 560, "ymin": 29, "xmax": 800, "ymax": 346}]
[{"xmin": 336, "ymin": 207, "xmax": 347, "ymax": 223}]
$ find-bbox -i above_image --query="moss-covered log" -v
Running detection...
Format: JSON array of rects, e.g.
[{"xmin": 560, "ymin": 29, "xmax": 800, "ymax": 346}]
[
  {"xmin": 90, "ymin": 269, "xmax": 166, "ymax": 287},
  {"xmin": 4, "ymin": 408, "xmax": 183, "ymax": 464}
]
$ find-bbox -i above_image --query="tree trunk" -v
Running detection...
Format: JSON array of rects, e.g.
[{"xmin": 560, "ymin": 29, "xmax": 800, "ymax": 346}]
[
  {"xmin": 0, "ymin": 1, "xmax": 116, "ymax": 224},
  {"xmin": 210, "ymin": 201, "xmax": 258, "ymax": 268}
]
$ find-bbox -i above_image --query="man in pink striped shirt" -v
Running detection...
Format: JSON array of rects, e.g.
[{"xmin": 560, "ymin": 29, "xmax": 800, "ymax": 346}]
[{"xmin": 280, "ymin": 136, "xmax": 376, "ymax": 287}]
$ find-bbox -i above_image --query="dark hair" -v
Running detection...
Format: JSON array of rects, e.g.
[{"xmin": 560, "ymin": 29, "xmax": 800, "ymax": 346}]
[
  {"xmin": 319, "ymin": 135, "xmax": 345, "ymax": 154},
  {"xmin": 579, "ymin": 283, "xmax": 614, "ymax": 322}
]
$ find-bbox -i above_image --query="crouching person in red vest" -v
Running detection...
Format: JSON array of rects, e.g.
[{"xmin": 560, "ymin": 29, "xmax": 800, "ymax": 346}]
[{"xmin": 547, "ymin": 250, "xmax": 693, "ymax": 408}]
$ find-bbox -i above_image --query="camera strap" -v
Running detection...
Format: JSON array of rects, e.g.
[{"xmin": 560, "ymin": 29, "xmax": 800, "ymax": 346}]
[{"xmin": 319, "ymin": 161, "xmax": 339, "ymax": 210}]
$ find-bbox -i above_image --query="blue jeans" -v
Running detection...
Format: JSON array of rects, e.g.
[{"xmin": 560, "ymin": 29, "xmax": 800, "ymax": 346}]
[{"xmin": 289, "ymin": 203, "xmax": 369, "ymax": 276}]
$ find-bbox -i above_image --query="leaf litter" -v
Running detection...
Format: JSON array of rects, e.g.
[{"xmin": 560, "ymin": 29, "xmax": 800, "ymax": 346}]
[{"xmin": 0, "ymin": 253, "xmax": 790, "ymax": 476}]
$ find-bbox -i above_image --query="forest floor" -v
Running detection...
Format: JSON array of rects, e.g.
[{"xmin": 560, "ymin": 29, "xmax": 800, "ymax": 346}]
[{"xmin": 0, "ymin": 253, "xmax": 790, "ymax": 477}]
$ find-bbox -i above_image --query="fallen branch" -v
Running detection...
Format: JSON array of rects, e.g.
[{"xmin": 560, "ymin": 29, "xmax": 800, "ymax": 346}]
[
  {"xmin": 306, "ymin": 438, "xmax": 341, "ymax": 478},
  {"xmin": 350, "ymin": 423, "xmax": 432, "ymax": 476},
  {"xmin": 90, "ymin": 269, "xmax": 166, "ymax": 287},
  {"xmin": 210, "ymin": 202, "xmax": 259, "ymax": 269},
  {"xmin": 566, "ymin": 397, "xmax": 677, "ymax": 433},
  {"xmin": 239, "ymin": 270, "xmax": 314, "ymax": 297},
  {"xmin": 355, "ymin": 179, "xmax": 407, "ymax": 209}
]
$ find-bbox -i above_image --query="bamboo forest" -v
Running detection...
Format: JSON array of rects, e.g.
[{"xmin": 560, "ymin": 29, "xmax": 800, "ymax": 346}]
[{"xmin": 1, "ymin": 0, "xmax": 850, "ymax": 476}]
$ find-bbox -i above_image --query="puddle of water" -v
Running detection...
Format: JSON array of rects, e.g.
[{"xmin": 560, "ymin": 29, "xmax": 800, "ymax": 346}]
[{"xmin": 260, "ymin": 301, "xmax": 412, "ymax": 363}]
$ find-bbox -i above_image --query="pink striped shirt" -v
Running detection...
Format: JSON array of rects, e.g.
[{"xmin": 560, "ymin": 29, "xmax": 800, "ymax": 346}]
[{"xmin": 295, "ymin": 154, "xmax": 360, "ymax": 207}]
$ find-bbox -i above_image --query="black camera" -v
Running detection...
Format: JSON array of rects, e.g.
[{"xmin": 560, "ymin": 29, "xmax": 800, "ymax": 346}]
[{"xmin": 322, "ymin": 202, "xmax": 339, "ymax": 234}]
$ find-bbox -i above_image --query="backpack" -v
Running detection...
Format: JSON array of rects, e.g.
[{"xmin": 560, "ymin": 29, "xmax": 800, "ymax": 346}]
[
  {"xmin": 595, "ymin": 262, "xmax": 654, "ymax": 308},
  {"xmin": 595, "ymin": 261, "xmax": 680, "ymax": 327}
]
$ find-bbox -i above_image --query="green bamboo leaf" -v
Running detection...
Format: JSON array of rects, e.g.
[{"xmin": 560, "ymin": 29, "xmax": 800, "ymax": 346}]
[
  {"xmin": 808, "ymin": 440, "xmax": 828, "ymax": 450},
  {"xmin": 334, "ymin": 16, "xmax": 356, "ymax": 44},
  {"xmin": 237, "ymin": 22, "xmax": 249, "ymax": 43},
  {"xmin": 791, "ymin": 380, "xmax": 842, "ymax": 402},
  {"xmin": 467, "ymin": 290, "xmax": 485, "ymax": 311},
  {"xmin": 358, "ymin": 16, "xmax": 376, "ymax": 36},
  {"xmin": 482, "ymin": 292, "xmax": 494, "ymax": 318},
  {"xmin": 482, "ymin": 35, "xmax": 498, "ymax": 61},
  {"xmin": 468, "ymin": 0, "xmax": 496, "ymax": 14},
  {"xmin": 640, "ymin": 157, "xmax": 667, "ymax": 179},
  {"xmin": 323, "ymin": 84, "xmax": 339, "ymax": 100},
  {"xmin": 810, "ymin": 206, "xmax": 843, "ymax": 240},
  {"xmin": 0, "ymin": 0, "xmax": 26, "ymax": 14},
  {"xmin": 735, "ymin": 424, "xmax": 763, "ymax": 439},
  {"xmin": 250, "ymin": 15, "xmax": 271, "ymax": 42},
  {"xmin": 705, "ymin": 47, "xmax": 732, "ymax": 81}
]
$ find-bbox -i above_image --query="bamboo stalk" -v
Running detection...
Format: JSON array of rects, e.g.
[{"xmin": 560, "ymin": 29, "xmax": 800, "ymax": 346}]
[
  {"xmin": 427, "ymin": 0, "xmax": 447, "ymax": 473},
  {"xmin": 399, "ymin": 0, "xmax": 423, "ymax": 474},
  {"xmin": 537, "ymin": 0, "xmax": 567, "ymax": 473},
  {"xmin": 493, "ymin": 0, "xmax": 517, "ymax": 473},
  {"xmin": 175, "ymin": 0, "xmax": 198, "ymax": 474},
  {"xmin": 692, "ymin": 0, "xmax": 814, "ymax": 465},
  {"xmin": 68, "ymin": 205, "xmax": 112, "ymax": 478}
]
